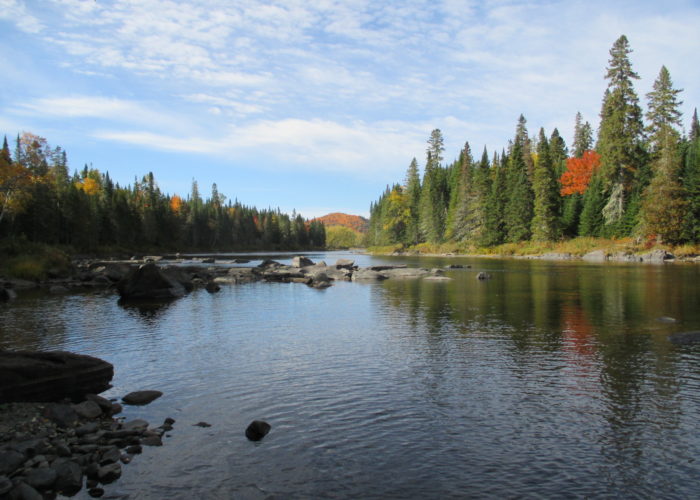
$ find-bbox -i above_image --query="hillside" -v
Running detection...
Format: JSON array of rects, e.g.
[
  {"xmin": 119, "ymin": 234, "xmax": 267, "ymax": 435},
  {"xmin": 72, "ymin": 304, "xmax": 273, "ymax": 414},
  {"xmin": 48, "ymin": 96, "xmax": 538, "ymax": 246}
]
[{"xmin": 314, "ymin": 213, "xmax": 369, "ymax": 233}]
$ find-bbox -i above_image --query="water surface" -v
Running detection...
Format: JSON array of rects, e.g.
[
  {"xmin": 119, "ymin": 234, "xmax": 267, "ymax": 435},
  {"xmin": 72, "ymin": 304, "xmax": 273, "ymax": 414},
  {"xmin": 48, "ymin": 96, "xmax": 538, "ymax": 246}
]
[{"xmin": 1, "ymin": 252, "xmax": 699, "ymax": 499}]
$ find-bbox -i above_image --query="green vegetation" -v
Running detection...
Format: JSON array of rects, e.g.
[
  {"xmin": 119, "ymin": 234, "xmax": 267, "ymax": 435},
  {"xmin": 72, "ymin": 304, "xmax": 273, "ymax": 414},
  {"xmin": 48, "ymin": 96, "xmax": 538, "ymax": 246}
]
[
  {"xmin": 368, "ymin": 36, "xmax": 699, "ymax": 250},
  {"xmin": 0, "ymin": 134, "xmax": 325, "ymax": 255},
  {"xmin": 325, "ymin": 225, "xmax": 364, "ymax": 249}
]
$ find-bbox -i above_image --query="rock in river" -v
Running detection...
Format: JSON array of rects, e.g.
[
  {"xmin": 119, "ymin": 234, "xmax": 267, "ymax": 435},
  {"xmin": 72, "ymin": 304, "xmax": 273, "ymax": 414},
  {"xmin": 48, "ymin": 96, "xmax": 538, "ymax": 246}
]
[
  {"xmin": 0, "ymin": 351, "xmax": 113, "ymax": 403},
  {"xmin": 116, "ymin": 263, "xmax": 186, "ymax": 300},
  {"xmin": 245, "ymin": 420, "xmax": 271, "ymax": 441},
  {"xmin": 122, "ymin": 390, "xmax": 163, "ymax": 405}
]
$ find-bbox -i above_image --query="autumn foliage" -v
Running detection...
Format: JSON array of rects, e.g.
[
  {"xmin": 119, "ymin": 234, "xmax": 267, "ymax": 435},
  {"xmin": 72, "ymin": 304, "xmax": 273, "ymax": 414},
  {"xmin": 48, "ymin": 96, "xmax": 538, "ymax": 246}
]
[
  {"xmin": 559, "ymin": 151, "xmax": 601, "ymax": 196},
  {"xmin": 313, "ymin": 212, "xmax": 368, "ymax": 233}
]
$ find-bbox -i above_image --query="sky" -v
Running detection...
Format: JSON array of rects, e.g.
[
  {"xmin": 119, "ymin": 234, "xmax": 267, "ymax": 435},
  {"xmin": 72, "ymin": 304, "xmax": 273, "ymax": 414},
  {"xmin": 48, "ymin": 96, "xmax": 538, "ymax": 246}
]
[{"xmin": 1, "ymin": 0, "xmax": 699, "ymax": 219}]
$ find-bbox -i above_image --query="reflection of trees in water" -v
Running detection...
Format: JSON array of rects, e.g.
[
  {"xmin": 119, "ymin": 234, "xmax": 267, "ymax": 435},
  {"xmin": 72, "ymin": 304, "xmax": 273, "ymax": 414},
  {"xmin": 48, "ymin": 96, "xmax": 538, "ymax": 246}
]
[{"xmin": 378, "ymin": 262, "xmax": 692, "ymax": 493}]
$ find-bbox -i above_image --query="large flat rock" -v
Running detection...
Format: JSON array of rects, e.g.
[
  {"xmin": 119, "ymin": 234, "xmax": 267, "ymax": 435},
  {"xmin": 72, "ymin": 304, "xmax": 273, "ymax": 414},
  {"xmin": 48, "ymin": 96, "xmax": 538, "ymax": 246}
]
[{"xmin": 0, "ymin": 351, "xmax": 113, "ymax": 403}]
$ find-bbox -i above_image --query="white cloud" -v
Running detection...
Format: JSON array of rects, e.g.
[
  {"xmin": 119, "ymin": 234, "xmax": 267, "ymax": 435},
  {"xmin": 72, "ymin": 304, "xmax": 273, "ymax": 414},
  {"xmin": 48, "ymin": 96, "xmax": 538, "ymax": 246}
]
[{"xmin": 0, "ymin": 0, "xmax": 43, "ymax": 33}]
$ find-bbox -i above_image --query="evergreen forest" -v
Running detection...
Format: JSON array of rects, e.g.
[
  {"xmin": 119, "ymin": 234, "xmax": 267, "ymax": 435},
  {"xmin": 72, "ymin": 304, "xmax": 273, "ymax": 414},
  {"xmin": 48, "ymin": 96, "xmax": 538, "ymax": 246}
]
[
  {"xmin": 0, "ymin": 133, "xmax": 326, "ymax": 253},
  {"xmin": 367, "ymin": 36, "xmax": 700, "ymax": 249}
]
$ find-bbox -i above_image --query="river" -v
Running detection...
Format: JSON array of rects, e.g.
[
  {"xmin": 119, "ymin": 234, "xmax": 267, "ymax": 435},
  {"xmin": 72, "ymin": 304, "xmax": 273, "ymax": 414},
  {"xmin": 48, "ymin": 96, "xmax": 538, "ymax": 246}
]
[{"xmin": 2, "ymin": 251, "xmax": 700, "ymax": 499}]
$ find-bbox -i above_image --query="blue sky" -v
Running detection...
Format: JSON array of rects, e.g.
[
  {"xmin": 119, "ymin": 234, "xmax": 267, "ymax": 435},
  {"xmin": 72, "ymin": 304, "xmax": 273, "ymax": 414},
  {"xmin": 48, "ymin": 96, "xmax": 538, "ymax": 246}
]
[{"xmin": 1, "ymin": 0, "xmax": 699, "ymax": 218}]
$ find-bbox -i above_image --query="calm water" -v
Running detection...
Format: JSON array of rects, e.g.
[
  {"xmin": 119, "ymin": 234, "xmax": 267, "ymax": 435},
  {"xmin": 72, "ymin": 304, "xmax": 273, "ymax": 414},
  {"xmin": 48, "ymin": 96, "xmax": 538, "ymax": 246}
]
[{"xmin": 2, "ymin": 251, "xmax": 700, "ymax": 499}]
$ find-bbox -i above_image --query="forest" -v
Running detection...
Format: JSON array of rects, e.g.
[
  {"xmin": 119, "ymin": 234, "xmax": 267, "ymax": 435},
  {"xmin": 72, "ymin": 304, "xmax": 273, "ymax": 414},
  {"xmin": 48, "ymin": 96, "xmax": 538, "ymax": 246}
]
[
  {"xmin": 0, "ymin": 134, "xmax": 326, "ymax": 253},
  {"xmin": 367, "ymin": 36, "xmax": 700, "ymax": 250}
]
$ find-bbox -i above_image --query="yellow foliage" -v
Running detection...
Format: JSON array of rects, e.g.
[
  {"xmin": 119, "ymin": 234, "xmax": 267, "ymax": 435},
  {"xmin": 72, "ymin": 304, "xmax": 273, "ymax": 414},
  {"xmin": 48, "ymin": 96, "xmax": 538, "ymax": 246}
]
[
  {"xmin": 170, "ymin": 194, "xmax": 184, "ymax": 214},
  {"xmin": 76, "ymin": 177, "xmax": 101, "ymax": 195}
]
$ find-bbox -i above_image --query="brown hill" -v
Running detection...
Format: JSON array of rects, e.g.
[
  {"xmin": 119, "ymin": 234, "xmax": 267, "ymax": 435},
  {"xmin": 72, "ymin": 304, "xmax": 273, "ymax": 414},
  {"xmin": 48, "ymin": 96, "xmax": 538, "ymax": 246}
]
[{"xmin": 314, "ymin": 213, "xmax": 369, "ymax": 233}]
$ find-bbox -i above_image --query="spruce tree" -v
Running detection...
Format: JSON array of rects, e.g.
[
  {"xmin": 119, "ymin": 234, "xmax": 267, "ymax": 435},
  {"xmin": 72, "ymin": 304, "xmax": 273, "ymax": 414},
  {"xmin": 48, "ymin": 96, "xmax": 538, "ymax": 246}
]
[
  {"xmin": 504, "ymin": 116, "xmax": 534, "ymax": 242},
  {"xmin": 482, "ymin": 151, "xmax": 507, "ymax": 246},
  {"xmin": 690, "ymin": 109, "xmax": 700, "ymax": 142},
  {"xmin": 531, "ymin": 128, "xmax": 560, "ymax": 241},
  {"xmin": 403, "ymin": 158, "xmax": 421, "ymax": 245},
  {"xmin": 572, "ymin": 112, "xmax": 593, "ymax": 158},
  {"xmin": 640, "ymin": 66, "xmax": 686, "ymax": 243},
  {"xmin": 596, "ymin": 35, "xmax": 645, "ymax": 233},
  {"xmin": 579, "ymin": 174, "xmax": 606, "ymax": 236}
]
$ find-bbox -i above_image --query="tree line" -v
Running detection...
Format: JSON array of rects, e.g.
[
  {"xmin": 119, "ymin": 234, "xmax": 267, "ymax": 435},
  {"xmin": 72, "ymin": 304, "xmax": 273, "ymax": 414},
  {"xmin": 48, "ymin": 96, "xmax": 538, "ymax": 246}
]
[
  {"xmin": 368, "ymin": 35, "xmax": 700, "ymax": 248},
  {"xmin": 0, "ymin": 133, "xmax": 325, "ymax": 252}
]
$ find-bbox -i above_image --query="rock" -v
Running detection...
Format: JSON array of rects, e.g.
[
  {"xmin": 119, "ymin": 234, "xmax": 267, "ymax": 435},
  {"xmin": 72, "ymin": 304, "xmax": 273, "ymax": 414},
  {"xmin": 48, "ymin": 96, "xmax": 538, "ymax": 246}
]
[
  {"xmin": 52, "ymin": 460, "xmax": 83, "ymax": 495},
  {"xmin": 205, "ymin": 281, "xmax": 221, "ymax": 293},
  {"xmin": 0, "ymin": 351, "xmax": 114, "ymax": 403},
  {"xmin": 384, "ymin": 268, "xmax": 432, "ymax": 279},
  {"xmin": 164, "ymin": 417, "xmax": 176, "ymax": 426},
  {"xmin": 85, "ymin": 394, "xmax": 113, "ymax": 413},
  {"xmin": 351, "ymin": 269, "xmax": 388, "ymax": 282},
  {"xmin": 140, "ymin": 436, "xmax": 162, "ymax": 446},
  {"xmin": 335, "ymin": 259, "xmax": 355, "ymax": 269},
  {"xmin": 121, "ymin": 419, "xmax": 150, "ymax": 431},
  {"xmin": 0, "ymin": 475, "xmax": 12, "ymax": 495},
  {"xmin": 257, "ymin": 259, "xmax": 282, "ymax": 269},
  {"xmin": 97, "ymin": 462, "xmax": 121, "ymax": 484},
  {"xmin": 89, "ymin": 487, "xmax": 105, "ymax": 497},
  {"xmin": 537, "ymin": 252, "xmax": 573, "ymax": 261},
  {"xmin": 116, "ymin": 263, "xmax": 186, "ymax": 300},
  {"xmin": 640, "ymin": 249, "xmax": 675, "ymax": 263},
  {"xmin": 122, "ymin": 390, "xmax": 162, "ymax": 405},
  {"xmin": 201, "ymin": 258, "xmax": 215, "ymax": 264},
  {"xmin": 309, "ymin": 272, "xmax": 332, "ymax": 289},
  {"xmin": 609, "ymin": 252, "xmax": 642, "ymax": 262},
  {"xmin": 424, "ymin": 276, "xmax": 452, "ymax": 281},
  {"xmin": 143, "ymin": 256, "xmax": 163, "ymax": 262},
  {"xmin": 245, "ymin": 420, "xmax": 271, "ymax": 441},
  {"xmin": 656, "ymin": 316, "xmax": 677, "ymax": 323},
  {"xmin": 291, "ymin": 256, "xmax": 314, "ymax": 268},
  {"xmin": 0, "ymin": 288, "xmax": 17, "ymax": 301},
  {"xmin": 233, "ymin": 258, "xmax": 250, "ymax": 264},
  {"xmin": 669, "ymin": 331, "xmax": 700, "ymax": 345},
  {"xmin": 125, "ymin": 445, "xmax": 142, "ymax": 455},
  {"xmin": 0, "ymin": 450, "xmax": 25, "ymax": 475},
  {"xmin": 73, "ymin": 400, "xmax": 102, "ymax": 419},
  {"xmin": 582, "ymin": 250, "xmax": 608, "ymax": 262},
  {"xmin": 445, "ymin": 264, "xmax": 465, "ymax": 269},
  {"xmin": 99, "ymin": 447, "xmax": 121, "ymax": 465},
  {"xmin": 75, "ymin": 422, "xmax": 100, "ymax": 437},
  {"xmin": 193, "ymin": 422, "xmax": 211, "ymax": 428},
  {"xmin": 43, "ymin": 404, "xmax": 79, "ymax": 428},
  {"xmin": 26, "ymin": 466, "xmax": 57, "ymax": 490},
  {"xmin": 11, "ymin": 482, "xmax": 43, "ymax": 500},
  {"xmin": 109, "ymin": 403, "xmax": 122, "ymax": 416},
  {"xmin": 369, "ymin": 265, "xmax": 407, "ymax": 271},
  {"xmin": 90, "ymin": 263, "xmax": 131, "ymax": 282},
  {"xmin": 476, "ymin": 272, "xmax": 491, "ymax": 280}
]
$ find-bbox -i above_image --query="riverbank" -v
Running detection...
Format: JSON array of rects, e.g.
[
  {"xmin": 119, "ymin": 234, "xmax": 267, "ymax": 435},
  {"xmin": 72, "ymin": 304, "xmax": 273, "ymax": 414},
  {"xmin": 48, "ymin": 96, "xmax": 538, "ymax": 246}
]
[{"xmin": 367, "ymin": 237, "xmax": 700, "ymax": 263}]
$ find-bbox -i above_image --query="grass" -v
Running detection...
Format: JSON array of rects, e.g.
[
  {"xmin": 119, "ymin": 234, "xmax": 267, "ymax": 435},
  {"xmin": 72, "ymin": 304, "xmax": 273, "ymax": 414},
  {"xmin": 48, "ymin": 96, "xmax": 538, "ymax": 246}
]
[{"xmin": 0, "ymin": 240, "xmax": 73, "ymax": 281}]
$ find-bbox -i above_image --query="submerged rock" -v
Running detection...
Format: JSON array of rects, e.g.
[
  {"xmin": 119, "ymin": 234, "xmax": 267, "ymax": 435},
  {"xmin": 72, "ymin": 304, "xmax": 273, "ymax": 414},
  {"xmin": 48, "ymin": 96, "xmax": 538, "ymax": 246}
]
[
  {"xmin": 669, "ymin": 331, "xmax": 700, "ymax": 345},
  {"xmin": 245, "ymin": 420, "xmax": 271, "ymax": 441}
]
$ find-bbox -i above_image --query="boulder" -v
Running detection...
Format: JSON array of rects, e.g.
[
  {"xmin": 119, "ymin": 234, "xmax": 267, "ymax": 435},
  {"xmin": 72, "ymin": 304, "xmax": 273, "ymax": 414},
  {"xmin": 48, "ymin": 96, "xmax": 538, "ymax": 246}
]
[
  {"xmin": 309, "ymin": 272, "xmax": 332, "ymax": 289},
  {"xmin": 476, "ymin": 272, "xmax": 491, "ymax": 280},
  {"xmin": 258, "ymin": 259, "xmax": 282, "ymax": 269},
  {"xmin": 73, "ymin": 400, "xmax": 103, "ymax": 419},
  {"xmin": 89, "ymin": 263, "xmax": 131, "ymax": 282},
  {"xmin": 0, "ymin": 351, "xmax": 113, "ymax": 403},
  {"xmin": 335, "ymin": 259, "xmax": 355, "ymax": 269},
  {"xmin": 609, "ymin": 252, "xmax": 642, "ymax": 263},
  {"xmin": 291, "ymin": 256, "xmax": 314, "ymax": 268},
  {"xmin": 351, "ymin": 269, "xmax": 388, "ymax": 281},
  {"xmin": 582, "ymin": 250, "xmax": 608, "ymax": 262},
  {"xmin": 52, "ymin": 460, "xmax": 83, "ymax": 495},
  {"xmin": 245, "ymin": 420, "xmax": 271, "ymax": 441},
  {"xmin": 640, "ymin": 249, "xmax": 675, "ymax": 263},
  {"xmin": 205, "ymin": 281, "xmax": 221, "ymax": 293},
  {"xmin": 382, "ymin": 268, "xmax": 431, "ymax": 279},
  {"xmin": 201, "ymin": 257, "xmax": 215, "ymax": 264},
  {"xmin": 26, "ymin": 466, "xmax": 57, "ymax": 490},
  {"xmin": 116, "ymin": 263, "xmax": 186, "ymax": 300},
  {"xmin": 122, "ymin": 390, "xmax": 162, "ymax": 406}
]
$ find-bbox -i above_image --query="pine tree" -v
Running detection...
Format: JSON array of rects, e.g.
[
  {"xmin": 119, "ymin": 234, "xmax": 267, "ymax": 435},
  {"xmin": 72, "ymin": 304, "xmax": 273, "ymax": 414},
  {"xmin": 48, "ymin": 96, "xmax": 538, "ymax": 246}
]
[
  {"xmin": 531, "ymin": 128, "xmax": 560, "ymax": 241},
  {"xmin": 683, "ymin": 128, "xmax": 700, "ymax": 240},
  {"xmin": 596, "ymin": 35, "xmax": 645, "ymax": 232},
  {"xmin": 482, "ymin": 151, "xmax": 507, "ymax": 246},
  {"xmin": 690, "ymin": 109, "xmax": 700, "ymax": 142},
  {"xmin": 447, "ymin": 142, "xmax": 475, "ymax": 241}
]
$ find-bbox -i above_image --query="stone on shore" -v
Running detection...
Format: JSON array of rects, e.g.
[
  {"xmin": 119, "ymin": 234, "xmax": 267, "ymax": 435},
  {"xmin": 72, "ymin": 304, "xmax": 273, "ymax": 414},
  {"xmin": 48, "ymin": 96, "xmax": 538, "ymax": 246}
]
[
  {"xmin": 335, "ymin": 259, "xmax": 355, "ymax": 269},
  {"xmin": 0, "ymin": 351, "xmax": 113, "ymax": 403},
  {"xmin": 476, "ymin": 272, "xmax": 492, "ymax": 280},
  {"xmin": 582, "ymin": 250, "xmax": 608, "ymax": 262},
  {"xmin": 122, "ymin": 390, "xmax": 162, "ymax": 406},
  {"xmin": 245, "ymin": 420, "xmax": 271, "ymax": 441},
  {"xmin": 351, "ymin": 269, "xmax": 388, "ymax": 281}
]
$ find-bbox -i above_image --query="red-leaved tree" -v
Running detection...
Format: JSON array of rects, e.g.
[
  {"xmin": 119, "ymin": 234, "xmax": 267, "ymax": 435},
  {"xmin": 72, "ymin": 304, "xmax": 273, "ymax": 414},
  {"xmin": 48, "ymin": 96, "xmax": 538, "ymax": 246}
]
[{"xmin": 560, "ymin": 150, "xmax": 601, "ymax": 196}]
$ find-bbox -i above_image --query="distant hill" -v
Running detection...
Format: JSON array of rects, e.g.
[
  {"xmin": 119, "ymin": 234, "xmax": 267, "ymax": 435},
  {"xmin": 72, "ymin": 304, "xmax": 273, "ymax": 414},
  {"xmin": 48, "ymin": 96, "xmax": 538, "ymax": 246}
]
[{"xmin": 314, "ymin": 213, "xmax": 369, "ymax": 233}]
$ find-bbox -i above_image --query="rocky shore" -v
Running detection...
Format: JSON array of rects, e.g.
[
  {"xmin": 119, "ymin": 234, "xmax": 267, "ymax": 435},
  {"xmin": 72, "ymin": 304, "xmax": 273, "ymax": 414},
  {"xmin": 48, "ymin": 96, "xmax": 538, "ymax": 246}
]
[{"xmin": 0, "ymin": 391, "xmax": 171, "ymax": 499}]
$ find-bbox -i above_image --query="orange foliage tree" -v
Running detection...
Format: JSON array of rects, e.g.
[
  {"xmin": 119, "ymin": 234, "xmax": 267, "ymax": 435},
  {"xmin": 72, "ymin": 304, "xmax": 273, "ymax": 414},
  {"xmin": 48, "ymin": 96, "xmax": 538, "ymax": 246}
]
[{"xmin": 559, "ymin": 150, "xmax": 601, "ymax": 196}]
